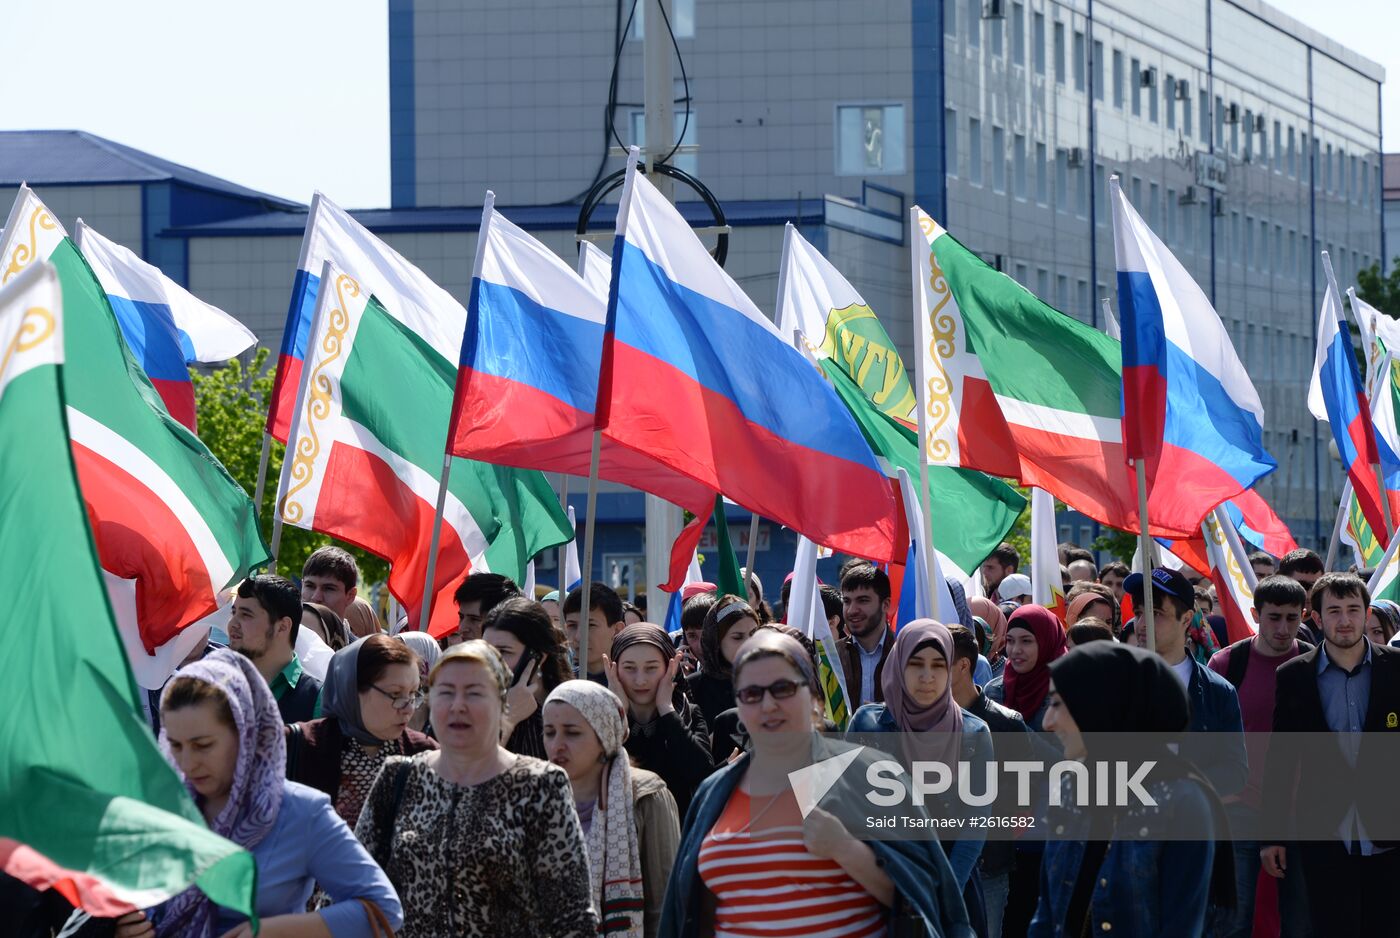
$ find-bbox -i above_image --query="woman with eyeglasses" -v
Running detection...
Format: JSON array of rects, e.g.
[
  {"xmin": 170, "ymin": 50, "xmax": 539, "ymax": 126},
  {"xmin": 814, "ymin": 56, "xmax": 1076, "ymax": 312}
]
[
  {"xmin": 355, "ymin": 640, "xmax": 596, "ymax": 937},
  {"xmin": 657, "ymin": 630, "xmax": 973, "ymax": 938},
  {"xmin": 285, "ymin": 634, "xmax": 438, "ymax": 825}
]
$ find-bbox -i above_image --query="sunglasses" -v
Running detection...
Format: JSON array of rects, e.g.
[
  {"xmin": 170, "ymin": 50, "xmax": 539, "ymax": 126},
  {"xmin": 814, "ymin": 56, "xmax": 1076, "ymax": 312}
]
[{"xmin": 735, "ymin": 679, "xmax": 807, "ymax": 705}]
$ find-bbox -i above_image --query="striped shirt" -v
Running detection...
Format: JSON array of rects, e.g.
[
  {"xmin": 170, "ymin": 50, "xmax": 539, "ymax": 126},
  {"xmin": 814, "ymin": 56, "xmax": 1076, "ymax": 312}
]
[{"xmin": 697, "ymin": 787, "xmax": 885, "ymax": 938}]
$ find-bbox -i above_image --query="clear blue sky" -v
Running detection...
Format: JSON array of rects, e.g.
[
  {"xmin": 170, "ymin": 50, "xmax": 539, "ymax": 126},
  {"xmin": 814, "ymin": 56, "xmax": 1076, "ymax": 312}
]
[{"xmin": 2, "ymin": 0, "xmax": 1392, "ymax": 210}]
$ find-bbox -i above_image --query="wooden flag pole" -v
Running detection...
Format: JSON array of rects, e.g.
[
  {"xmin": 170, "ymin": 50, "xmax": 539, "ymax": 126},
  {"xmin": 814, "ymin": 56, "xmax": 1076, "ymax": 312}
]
[
  {"xmin": 577, "ymin": 430, "xmax": 603, "ymax": 675},
  {"xmin": 1135, "ymin": 458, "xmax": 1156, "ymax": 651},
  {"xmin": 418, "ymin": 455, "xmax": 454, "ymax": 633},
  {"xmin": 1325, "ymin": 480, "xmax": 1354, "ymax": 571}
]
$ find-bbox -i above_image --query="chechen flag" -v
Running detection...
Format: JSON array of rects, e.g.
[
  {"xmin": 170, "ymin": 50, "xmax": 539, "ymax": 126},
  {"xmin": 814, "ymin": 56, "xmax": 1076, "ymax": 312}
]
[
  {"xmin": 1110, "ymin": 174, "xmax": 1276, "ymax": 530},
  {"xmin": 76, "ymin": 221, "xmax": 255, "ymax": 431},
  {"xmin": 0, "ymin": 260, "xmax": 257, "ymax": 922},
  {"xmin": 1202, "ymin": 506, "xmax": 1258, "ymax": 644},
  {"xmin": 0, "ymin": 186, "xmax": 269, "ymax": 652},
  {"xmin": 266, "ymin": 192, "xmax": 464, "ymax": 443}
]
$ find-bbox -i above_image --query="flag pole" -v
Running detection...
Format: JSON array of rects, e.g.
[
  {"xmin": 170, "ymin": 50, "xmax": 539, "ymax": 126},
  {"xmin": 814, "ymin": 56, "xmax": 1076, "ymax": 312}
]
[
  {"xmin": 577, "ymin": 430, "xmax": 602, "ymax": 674},
  {"xmin": 1325, "ymin": 480, "xmax": 1353, "ymax": 571},
  {"xmin": 558, "ymin": 473, "xmax": 571, "ymax": 591},
  {"xmin": 743, "ymin": 513, "xmax": 760, "ymax": 601},
  {"xmin": 418, "ymin": 455, "xmax": 454, "ymax": 632},
  {"xmin": 253, "ymin": 432, "xmax": 272, "ymax": 519},
  {"xmin": 1135, "ymin": 458, "xmax": 1156, "ymax": 651},
  {"xmin": 908, "ymin": 207, "xmax": 939, "ymax": 606}
]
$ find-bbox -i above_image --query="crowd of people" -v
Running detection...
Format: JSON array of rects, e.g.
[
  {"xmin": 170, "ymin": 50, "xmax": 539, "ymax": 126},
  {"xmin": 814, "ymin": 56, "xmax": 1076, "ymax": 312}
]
[{"xmin": 12, "ymin": 538, "xmax": 1400, "ymax": 937}]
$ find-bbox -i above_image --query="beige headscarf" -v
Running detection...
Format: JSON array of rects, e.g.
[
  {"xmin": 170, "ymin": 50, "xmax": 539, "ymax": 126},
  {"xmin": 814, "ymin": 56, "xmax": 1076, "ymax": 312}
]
[
  {"xmin": 544, "ymin": 680, "xmax": 643, "ymax": 937},
  {"xmin": 345, "ymin": 596, "xmax": 382, "ymax": 638}
]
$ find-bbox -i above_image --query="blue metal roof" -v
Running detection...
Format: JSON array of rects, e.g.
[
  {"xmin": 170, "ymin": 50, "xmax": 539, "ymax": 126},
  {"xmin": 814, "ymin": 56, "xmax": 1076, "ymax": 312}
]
[
  {"xmin": 164, "ymin": 197, "xmax": 827, "ymax": 238},
  {"xmin": 0, "ymin": 130, "xmax": 300, "ymax": 208}
]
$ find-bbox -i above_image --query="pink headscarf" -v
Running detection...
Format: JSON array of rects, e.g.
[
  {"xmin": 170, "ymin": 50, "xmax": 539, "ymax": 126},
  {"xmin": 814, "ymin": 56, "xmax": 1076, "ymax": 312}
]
[
  {"xmin": 880, "ymin": 619, "xmax": 964, "ymax": 766},
  {"xmin": 1000, "ymin": 605, "xmax": 1068, "ymax": 721},
  {"xmin": 970, "ymin": 596, "xmax": 1009, "ymax": 662}
]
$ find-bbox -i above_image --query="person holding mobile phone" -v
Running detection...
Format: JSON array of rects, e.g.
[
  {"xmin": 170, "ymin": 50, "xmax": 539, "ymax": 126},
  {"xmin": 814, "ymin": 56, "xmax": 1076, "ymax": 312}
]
[
  {"xmin": 483, "ymin": 597, "xmax": 572, "ymax": 759},
  {"xmin": 605, "ymin": 624, "xmax": 715, "ymax": 817}
]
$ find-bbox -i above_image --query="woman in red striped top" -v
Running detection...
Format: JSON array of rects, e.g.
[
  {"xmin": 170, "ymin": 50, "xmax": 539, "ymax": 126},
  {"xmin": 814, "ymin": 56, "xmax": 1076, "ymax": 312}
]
[{"xmin": 694, "ymin": 630, "xmax": 893, "ymax": 937}]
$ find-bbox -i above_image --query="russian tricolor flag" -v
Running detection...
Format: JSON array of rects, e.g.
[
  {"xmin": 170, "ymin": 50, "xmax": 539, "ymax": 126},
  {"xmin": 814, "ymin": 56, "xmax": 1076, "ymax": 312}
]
[
  {"xmin": 75, "ymin": 221, "xmax": 254, "ymax": 431},
  {"xmin": 600, "ymin": 154, "xmax": 900, "ymax": 566},
  {"xmin": 1308, "ymin": 257, "xmax": 1390, "ymax": 547},
  {"xmin": 1110, "ymin": 175, "xmax": 1276, "ymax": 531},
  {"xmin": 266, "ymin": 193, "xmax": 463, "ymax": 442}
]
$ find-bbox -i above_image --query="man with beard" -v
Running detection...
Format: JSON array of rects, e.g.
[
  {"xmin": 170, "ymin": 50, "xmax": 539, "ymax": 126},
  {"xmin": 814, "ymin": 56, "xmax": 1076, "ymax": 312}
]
[
  {"xmin": 228, "ymin": 574, "xmax": 321, "ymax": 722},
  {"xmin": 837, "ymin": 563, "xmax": 892, "ymax": 705}
]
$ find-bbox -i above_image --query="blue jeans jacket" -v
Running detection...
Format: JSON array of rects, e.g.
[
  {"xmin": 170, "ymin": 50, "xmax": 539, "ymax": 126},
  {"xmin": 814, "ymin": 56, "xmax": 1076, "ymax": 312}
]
[
  {"xmin": 1180, "ymin": 657, "xmax": 1248, "ymax": 798},
  {"xmin": 1028, "ymin": 773, "xmax": 1218, "ymax": 937},
  {"xmin": 657, "ymin": 736, "xmax": 976, "ymax": 938},
  {"xmin": 846, "ymin": 703, "xmax": 991, "ymax": 889}
]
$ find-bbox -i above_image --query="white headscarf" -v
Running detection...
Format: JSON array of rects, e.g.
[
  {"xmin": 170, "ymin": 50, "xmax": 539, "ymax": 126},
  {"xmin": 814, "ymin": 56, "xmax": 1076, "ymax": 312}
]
[{"xmin": 545, "ymin": 680, "xmax": 643, "ymax": 937}]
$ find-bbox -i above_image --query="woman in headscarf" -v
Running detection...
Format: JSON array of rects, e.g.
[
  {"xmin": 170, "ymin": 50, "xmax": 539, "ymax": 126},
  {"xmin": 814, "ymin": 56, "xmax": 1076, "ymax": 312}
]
[
  {"xmin": 685, "ymin": 594, "xmax": 761, "ymax": 727},
  {"xmin": 1031, "ymin": 642, "xmax": 1234, "ymax": 937},
  {"xmin": 285, "ymin": 634, "xmax": 438, "ymax": 825},
  {"xmin": 543, "ymin": 680, "xmax": 682, "ymax": 937},
  {"xmin": 605, "ymin": 624, "xmax": 713, "ymax": 816},
  {"xmin": 395, "ymin": 630, "xmax": 442, "ymax": 732},
  {"xmin": 846, "ymin": 620, "xmax": 992, "ymax": 931},
  {"xmin": 983, "ymin": 604, "xmax": 1067, "ymax": 730},
  {"xmin": 1368, "ymin": 598, "xmax": 1400, "ymax": 645},
  {"xmin": 302, "ymin": 601, "xmax": 353, "ymax": 651},
  {"xmin": 482, "ymin": 596, "xmax": 573, "ymax": 759},
  {"xmin": 969, "ymin": 596, "xmax": 1009, "ymax": 679},
  {"xmin": 658, "ymin": 631, "xmax": 973, "ymax": 938},
  {"xmin": 345, "ymin": 596, "xmax": 382, "ymax": 638},
  {"xmin": 113, "ymin": 648, "xmax": 400, "ymax": 938},
  {"xmin": 354, "ymin": 640, "xmax": 596, "ymax": 937}
]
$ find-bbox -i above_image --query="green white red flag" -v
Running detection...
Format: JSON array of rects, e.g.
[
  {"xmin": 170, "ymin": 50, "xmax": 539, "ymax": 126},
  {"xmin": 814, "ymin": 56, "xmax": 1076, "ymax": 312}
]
[
  {"xmin": 0, "ymin": 261, "xmax": 256, "ymax": 921},
  {"xmin": 275, "ymin": 261, "xmax": 571, "ymax": 637}
]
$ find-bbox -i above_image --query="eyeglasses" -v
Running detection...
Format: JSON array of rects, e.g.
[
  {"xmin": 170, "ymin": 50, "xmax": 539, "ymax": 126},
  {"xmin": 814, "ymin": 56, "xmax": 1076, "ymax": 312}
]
[
  {"xmin": 735, "ymin": 679, "xmax": 807, "ymax": 705},
  {"xmin": 369, "ymin": 685, "xmax": 426, "ymax": 711}
]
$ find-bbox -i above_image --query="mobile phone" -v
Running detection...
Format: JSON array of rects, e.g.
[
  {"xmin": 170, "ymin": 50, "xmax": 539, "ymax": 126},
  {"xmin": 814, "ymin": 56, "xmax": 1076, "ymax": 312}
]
[{"xmin": 511, "ymin": 649, "xmax": 542, "ymax": 687}]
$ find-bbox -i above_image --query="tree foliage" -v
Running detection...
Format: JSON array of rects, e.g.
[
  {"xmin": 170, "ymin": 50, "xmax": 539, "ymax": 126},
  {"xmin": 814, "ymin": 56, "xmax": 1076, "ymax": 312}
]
[
  {"xmin": 191, "ymin": 349, "xmax": 388, "ymax": 585},
  {"xmin": 1357, "ymin": 259, "xmax": 1400, "ymax": 320}
]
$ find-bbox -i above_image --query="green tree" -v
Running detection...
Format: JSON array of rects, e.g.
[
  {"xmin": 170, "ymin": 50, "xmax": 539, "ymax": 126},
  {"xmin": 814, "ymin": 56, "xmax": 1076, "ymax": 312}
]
[
  {"xmin": 1357, "ymin": 259, "xmax": 1400, "ymax": 319},
  {"xmin": 191, "ymin": 349, "xmax": 388, "ymax": 586}
]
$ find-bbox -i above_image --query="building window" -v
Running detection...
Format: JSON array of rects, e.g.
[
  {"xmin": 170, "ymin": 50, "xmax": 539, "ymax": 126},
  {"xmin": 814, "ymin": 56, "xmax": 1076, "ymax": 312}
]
[
  {"xmin": 1056, "ymin": 149, "xmax": 1069, "ymax": 212},
  {"xmin": 1054, "ymin": 22, "xmax": 1065, "ymax": 83},
  {"xmin": 1036, "ymin": 142, "xmax": 1048, "ymax": 204},
  {"xmin": 1183, "ymin": 89, "xmax": 1192, "ymax": 137},
  {"xmin": 969, "ymin": 117, "xmax": 983, "ymax": 184},
  {"xmin": 1273, "ymin": 120, "xmax": 1282, "ymax": 171},
  {"xmin": 631, "ymin": 110, "xmax": 698, "ymax": 175},
  {"xmin": 1200, "ymin": 90, "xmax": 1210, "ymax": 144},
  {"xmin": 1231, "ymin": 212, "xmax": 1242, "ymax": 265},
  {"xmin": 1011, "ymin": 3, "xmax": 1025, "ymax": 66},
  {"xmin": 1014, "ymin": 134, "xmax": 1027, "ymax": 198},
  {"xmin": 1199, "ymin": 203, "xmax": 1210, "ymax": 254},
  {"xmin": 1149, "ymin": 182, "xmax": 1160, "ymax": 230},
  {"xmin": 1131, "ymin": 175, "xmax": 1142, "ymax": 208},
  {"xmin": 1076, "ymin": 279, "xmax": 1090, "ymax": 322},
  {"xmin": 1166, "ymin": 188, "xmax": 1177, "ymax": 241},
  {"xmin": 1165, "ymin": 75, "xmax": 1175, "ymax": 130},
  {"xmin": 1288, "ymin": 127, "xmax": 1296, "ymax": 177},
  {"xmin": 1037, "ymin": 268, "xmax": 1050, "ymax": 300},
  {"xmin": 1131, "ymin": 57, "xmax": 1141, "ymax": 115},
  {"xmin": 945, "ymin": 0, "xmax": 957, "ymax": 37},
  {"xmin": 1259, "ymin": 221, "xmax": 1269, "ymax": 273},
  {"xmin": 1033, "ymin": 12, "xmax": 1046, "ymax": 74},
  {"xmin": 946, "ymin": 108, "xmax": 958, "ymax": 177},
  {"xmin": 835, "ymin": 104, "xmax": 905, "ymax": 175},
  {"xmin": 1275, "ymin": 224, "xmax": 1283, "ymax": 272},
  {"xmin": 991, "ymin": 14, "xmax": 1003, "ymax": 57},
  {"xmin": 1073, "ymin": 30, "xmax": 1086, "ymax": 91},
  {"xmin": 1113, "ymin": 50, "xmax": 1124, "ymax": 108},
  {"xmin": 1148, "ymin": 69, "xmax": 1159, "ymax": 123},
  {"xmin": 1057, "ymin": 274, "xmax": 1069, "ymax": 310},
  {"xmin": 1093, "ymin": 41, "xmax": 1104, "ymax": 100},
  {"xmin": 967, "ymin": 0, "xmax": 980, "ymax": 47},
  {"xmin": 630, "ymin": 0, "xmax": 695, "ymax": 39},
  {"xmin": 1076, "ymin": 163, "xmax": 1088, "ymax": 218},
  {"xmin": 1244, "ymin": 110, "xmax": 1254, "ymax": 159},
  {"xmin": 1015, "ymin": 262, "xmax": 1028, "ymax": 285},
  {"xmin": 1325, "ymin": 144, "xmax": 1332, "ymax": 191},
  {"xmin": 992, "ymin": 126, "xmax": 1006, "ymax": 192}
]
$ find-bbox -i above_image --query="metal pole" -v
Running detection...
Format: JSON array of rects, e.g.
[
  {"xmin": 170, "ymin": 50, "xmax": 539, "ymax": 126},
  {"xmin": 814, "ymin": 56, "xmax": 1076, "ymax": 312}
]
[
  {"xmin": 1309, "ymin": 48, "xmax": 1322, "ymax": 550},
  {"xmin": 1086, "ymin": 0, "xmax": 1099, "ymax": 329},
  {"xmin": 642, "ymin": 0, "xmax": 680, "ymax": 617},
  {"xmin": 578, "ymin": 430, "xmax": 604, "ymax": 675},
  {"xmin": 1325, "ymin": 480, "xmax": 1352, "ymax": 571},
  {"xmin": 558, "ymin": 473, "xmax": 570, "ymax": 590},
  {"xmin": 743, "ymin": 513, "xmax": 760, "ymax": 603},
  {"xmin": 419, "ymin": 455, "xmax": 454, "ymax": 632},
  {"xmin": 1135, "ymin": 459, "xmax": 1156, "ymax": 651},
  {"xmin": 253, "ymin": 431, "xmax": 272, "ymax": 518}
]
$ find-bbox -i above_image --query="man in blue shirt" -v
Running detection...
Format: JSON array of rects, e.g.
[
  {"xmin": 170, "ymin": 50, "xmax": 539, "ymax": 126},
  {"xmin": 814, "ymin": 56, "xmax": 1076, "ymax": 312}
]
[
  {"xmin": 1262, "ymin": 572, "xmax": 1400, "ymax": 936},
  {"xmin": 228, "ymin": 574, "xmax": 322, "ymax": 723}
]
